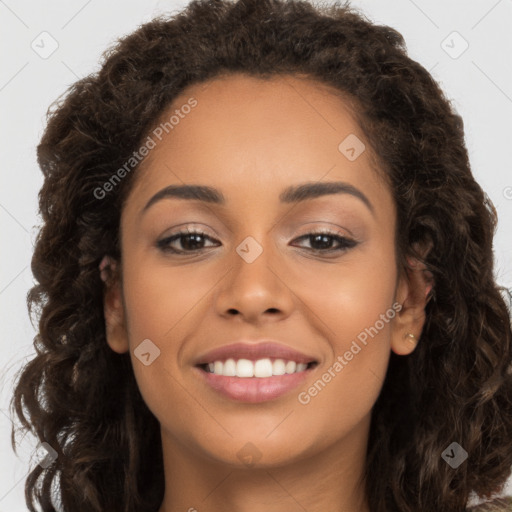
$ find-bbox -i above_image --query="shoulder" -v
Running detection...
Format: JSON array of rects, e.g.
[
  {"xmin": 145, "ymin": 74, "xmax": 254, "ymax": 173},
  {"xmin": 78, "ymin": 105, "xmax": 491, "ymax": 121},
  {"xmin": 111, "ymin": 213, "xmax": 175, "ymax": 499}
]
[{"xmin": 466, "ymin": 496, "xmax": 512, "ymax": 511}]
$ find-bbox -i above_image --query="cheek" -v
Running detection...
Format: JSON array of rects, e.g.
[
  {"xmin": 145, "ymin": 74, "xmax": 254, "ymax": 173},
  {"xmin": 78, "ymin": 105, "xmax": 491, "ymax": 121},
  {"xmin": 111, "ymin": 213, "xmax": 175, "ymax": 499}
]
[
  {"xmin": 122, "ymin": 258, "xmax": 218, "ymax": 343},
  {"xmin": 119, "ymin": 258, "xmax": 227, "ymax": 421},
  {"xmin": 293, "ymin": 239, "xmax": 397, "ymax": 345},
  {"xmin": 293, "ymin": 243, "xmax": 397, "ymax": 424}
]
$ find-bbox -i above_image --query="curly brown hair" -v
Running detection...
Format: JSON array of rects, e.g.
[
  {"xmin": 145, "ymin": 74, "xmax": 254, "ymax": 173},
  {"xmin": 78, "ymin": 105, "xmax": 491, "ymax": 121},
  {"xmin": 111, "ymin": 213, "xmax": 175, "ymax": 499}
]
[{"xmin": 10, "ymin": 0, "xmax": 512, "ymax": 511}]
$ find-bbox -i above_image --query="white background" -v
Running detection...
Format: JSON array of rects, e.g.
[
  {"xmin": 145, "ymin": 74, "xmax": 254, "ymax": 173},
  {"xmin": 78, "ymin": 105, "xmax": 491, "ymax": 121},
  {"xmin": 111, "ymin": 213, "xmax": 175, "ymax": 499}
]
[{"xmin": 1, "ymin": 0, "xmax": 511, "ymax": 510}]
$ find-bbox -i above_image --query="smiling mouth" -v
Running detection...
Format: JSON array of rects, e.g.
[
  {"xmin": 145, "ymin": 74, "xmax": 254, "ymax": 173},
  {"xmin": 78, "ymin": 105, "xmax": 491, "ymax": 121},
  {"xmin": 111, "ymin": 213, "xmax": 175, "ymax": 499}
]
[{"xmin": 197, "ymin": 358, "xmax": 318, "ymax": 378}]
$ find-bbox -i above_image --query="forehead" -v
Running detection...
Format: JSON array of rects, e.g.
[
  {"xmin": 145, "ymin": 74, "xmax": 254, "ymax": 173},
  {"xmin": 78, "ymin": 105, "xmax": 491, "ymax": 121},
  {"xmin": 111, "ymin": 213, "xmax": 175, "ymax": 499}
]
[{"xmin": 124, "ymin": 73, "xmax": 393, "ymax": 219}]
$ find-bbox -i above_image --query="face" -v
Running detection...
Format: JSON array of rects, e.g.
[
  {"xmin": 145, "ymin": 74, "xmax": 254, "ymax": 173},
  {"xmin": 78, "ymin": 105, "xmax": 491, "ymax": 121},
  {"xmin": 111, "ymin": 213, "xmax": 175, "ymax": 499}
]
[{"xmin": 104, "ymin": 73, "xmax": 426, "ymax": 470}]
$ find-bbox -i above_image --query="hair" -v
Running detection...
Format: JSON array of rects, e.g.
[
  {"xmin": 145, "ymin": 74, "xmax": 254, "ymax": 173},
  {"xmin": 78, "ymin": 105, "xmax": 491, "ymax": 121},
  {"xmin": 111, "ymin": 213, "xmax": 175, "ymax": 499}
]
[{"xmin": 10, "ymin": 0, "xmax": 512, "ymax": 511}]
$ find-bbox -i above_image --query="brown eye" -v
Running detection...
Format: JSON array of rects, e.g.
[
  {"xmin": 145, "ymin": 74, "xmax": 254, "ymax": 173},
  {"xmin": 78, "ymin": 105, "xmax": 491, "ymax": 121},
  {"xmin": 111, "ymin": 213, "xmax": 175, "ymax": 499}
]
[
  {"xmin": 292, "ymin": 231, "xmax": 358, "ymax": 253},
  {"xmin": 157, "ymin": 230, "xmax": 219, "ymax": 254}
]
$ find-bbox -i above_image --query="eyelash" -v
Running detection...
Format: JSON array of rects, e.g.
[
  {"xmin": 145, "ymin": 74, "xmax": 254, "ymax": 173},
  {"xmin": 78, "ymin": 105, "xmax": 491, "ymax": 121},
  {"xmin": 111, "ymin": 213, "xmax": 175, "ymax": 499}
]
[{"xmin": 156, "ymin": 227, "xmax": 358, "ymax": 255}]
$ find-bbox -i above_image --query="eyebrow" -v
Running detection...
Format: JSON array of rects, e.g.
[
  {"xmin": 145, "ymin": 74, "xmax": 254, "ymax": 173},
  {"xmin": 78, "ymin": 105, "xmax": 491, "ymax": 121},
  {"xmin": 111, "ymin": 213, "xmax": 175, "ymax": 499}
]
[{"xmin": 141, "ymin": 181, "xmax": 374, "ymax": 216}]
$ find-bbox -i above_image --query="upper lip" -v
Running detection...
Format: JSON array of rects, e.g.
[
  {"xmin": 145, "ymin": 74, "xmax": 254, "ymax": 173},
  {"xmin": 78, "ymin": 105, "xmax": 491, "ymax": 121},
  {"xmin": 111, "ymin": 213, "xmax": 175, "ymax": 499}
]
[{"xmin": 194, "ymin": 340, "xmax": 318, "ymax": 365}]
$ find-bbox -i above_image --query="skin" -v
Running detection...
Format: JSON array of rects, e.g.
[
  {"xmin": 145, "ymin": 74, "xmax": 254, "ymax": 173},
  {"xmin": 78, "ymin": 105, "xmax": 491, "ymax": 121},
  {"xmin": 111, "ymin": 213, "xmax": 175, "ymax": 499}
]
[{"xmin": 103, "ymin": 73, "xmax": 432, "ymax": 512}]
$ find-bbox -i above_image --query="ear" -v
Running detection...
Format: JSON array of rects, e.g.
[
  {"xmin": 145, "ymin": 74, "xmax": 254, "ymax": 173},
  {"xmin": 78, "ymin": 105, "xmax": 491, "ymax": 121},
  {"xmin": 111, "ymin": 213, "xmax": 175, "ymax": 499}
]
[
  {"xmin": 391, "ymin": 240, "xmax": 434, "ymax": 356},
  {"xmin": 101, "ymin": 258, "xmax": 129, "ymax": 354}
]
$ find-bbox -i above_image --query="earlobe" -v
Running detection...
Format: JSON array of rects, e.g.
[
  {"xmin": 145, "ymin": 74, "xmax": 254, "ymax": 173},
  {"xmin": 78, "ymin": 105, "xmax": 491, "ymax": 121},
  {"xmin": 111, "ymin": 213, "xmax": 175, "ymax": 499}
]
[
  {"xmin": 101, "ymin": 258, "xmax": 129, "ymax": 354},
  {"xmin": 391, "ymin": 242, "xmax": 434, "ymax": 356}
]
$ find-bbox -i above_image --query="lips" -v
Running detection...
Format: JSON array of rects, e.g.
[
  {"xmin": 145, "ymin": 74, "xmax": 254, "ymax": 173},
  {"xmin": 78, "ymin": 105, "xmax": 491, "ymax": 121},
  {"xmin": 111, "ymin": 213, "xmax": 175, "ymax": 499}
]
[
  {"xmin": 194, "ymin": 340, "xmax": 318, "ymax": 366},
  {"xmin": 193, "ymin": 340, "xmax": 319, "ymax": 403}
]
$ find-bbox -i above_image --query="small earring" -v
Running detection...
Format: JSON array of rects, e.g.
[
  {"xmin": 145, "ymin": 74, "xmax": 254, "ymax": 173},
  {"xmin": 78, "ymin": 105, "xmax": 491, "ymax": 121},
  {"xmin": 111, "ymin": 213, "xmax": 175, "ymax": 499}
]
[
  {"xmin": 404, "ymin": 333, "xmax": 417, "ymax": 345},
  {"xmin": 99, "ymin": 255, "xmax": 111, "ymax": 282}
]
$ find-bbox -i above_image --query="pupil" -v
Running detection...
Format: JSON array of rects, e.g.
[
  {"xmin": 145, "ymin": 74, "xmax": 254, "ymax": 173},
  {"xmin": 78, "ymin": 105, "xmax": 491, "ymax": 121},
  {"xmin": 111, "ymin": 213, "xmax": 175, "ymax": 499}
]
[
  {"xmin": 312, "ymin": 234, "xmax": 332, "ymax": 249},
  {"xmin": 183, "ymin": 234, "xmax": 203, "ymax": 250}
]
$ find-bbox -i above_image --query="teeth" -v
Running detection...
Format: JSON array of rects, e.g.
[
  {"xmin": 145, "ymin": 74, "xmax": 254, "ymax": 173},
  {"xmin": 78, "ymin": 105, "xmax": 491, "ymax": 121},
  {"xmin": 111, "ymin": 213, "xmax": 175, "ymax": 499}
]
[
  {"xmin": 272, "ymin": 359, "xmax": 286, "ymax": 376},
  {"xmin": 223, "ymin": 358, "xmax": 236, "ymax": 376},
  {"xmin": 285, "ymin": 361, "xmax": 296, "ymax": 374},
  {"xmin": 214, "ymin": 361, "xmax": 223, "ymax": 375},
  {"xmin": 236, "ymin": 359, "xmax": 254, "ymax": 377},
  {"xmin": 205, "ymin": 358, "xmax": 311, "ymax": 377}
]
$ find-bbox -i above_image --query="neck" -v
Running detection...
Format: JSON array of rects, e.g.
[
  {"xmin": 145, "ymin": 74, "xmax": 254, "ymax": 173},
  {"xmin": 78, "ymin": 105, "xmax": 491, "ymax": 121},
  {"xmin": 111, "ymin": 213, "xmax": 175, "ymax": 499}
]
[{"xmin": 157, "ymin": 414, "xmax": 371, "ymax": 512}]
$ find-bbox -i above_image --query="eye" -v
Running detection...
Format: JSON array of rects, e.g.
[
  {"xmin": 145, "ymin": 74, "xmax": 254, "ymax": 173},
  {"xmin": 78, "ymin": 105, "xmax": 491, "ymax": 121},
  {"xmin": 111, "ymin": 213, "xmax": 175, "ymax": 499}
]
[
  {"xmin": 291, "ymin": 230, "xmax": 358, "ymax": 253},
  {"xmin": 157, "ymin": 227, "xmax": 358, "ymax": 255},
  {"xmin": 157, "ymin": 228, "xmax": 219, "ymax": 254}
]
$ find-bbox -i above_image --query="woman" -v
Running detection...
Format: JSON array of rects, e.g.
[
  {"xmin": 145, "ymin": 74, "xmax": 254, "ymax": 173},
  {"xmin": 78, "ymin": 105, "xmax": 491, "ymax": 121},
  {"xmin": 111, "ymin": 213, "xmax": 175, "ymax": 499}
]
[{"xmin": 11, "ymin": 0, "xmax": 512, "ymax": 511}]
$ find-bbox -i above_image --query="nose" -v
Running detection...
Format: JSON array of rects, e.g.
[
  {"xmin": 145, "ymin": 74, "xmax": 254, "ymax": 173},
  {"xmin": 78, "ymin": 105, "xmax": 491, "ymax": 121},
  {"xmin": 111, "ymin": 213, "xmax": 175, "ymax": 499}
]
[{"xmin": 213, "ymin": 238, "xmax": 295, "ymax": 324}]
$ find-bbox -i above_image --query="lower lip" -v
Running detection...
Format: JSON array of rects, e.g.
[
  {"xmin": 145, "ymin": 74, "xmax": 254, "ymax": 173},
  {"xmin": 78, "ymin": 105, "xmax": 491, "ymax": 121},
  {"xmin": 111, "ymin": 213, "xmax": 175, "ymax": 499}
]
[{"xmin": 195, "ymin": 366, "xmax": 313, "ymax": 403}]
